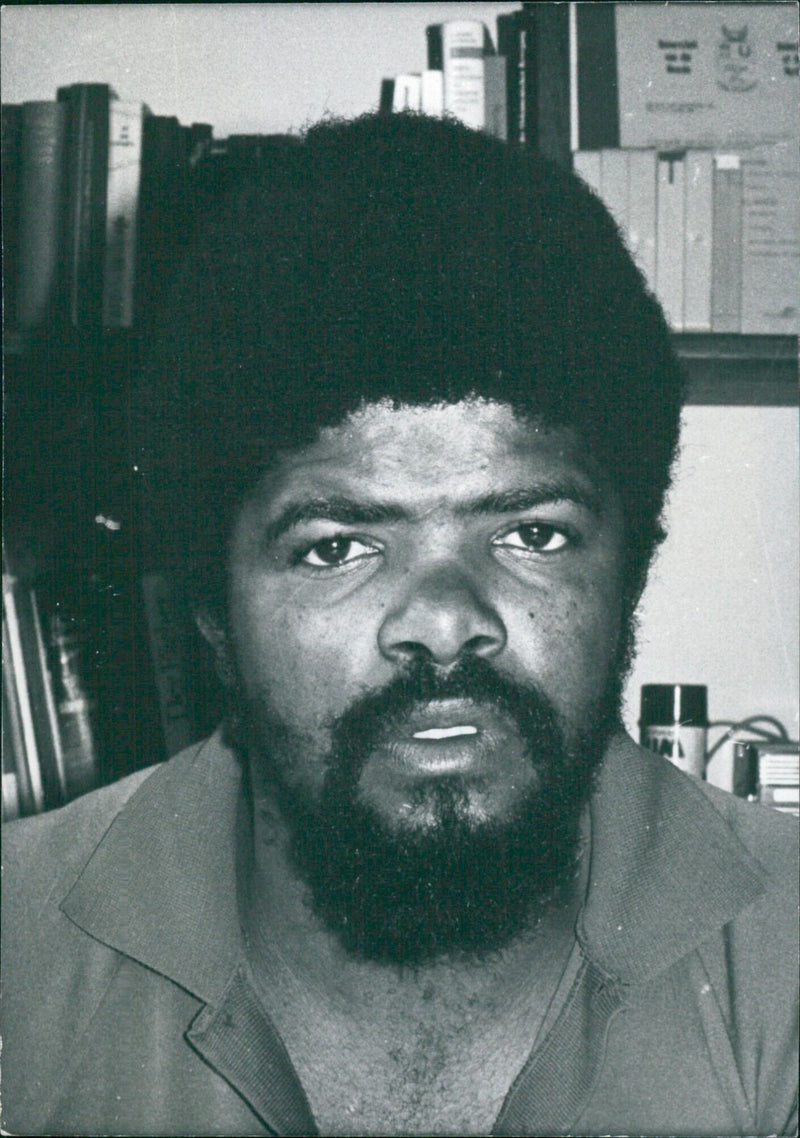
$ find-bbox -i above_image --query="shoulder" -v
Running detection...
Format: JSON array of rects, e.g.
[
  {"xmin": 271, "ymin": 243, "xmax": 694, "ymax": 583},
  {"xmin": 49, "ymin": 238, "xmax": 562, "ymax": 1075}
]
[
  {"xmin": 692, "ymin": 775, "xmax": 799, "ymax": 893},
  {"xmin": 3, "ymin": 765, "xmax": 158, "ymax": 911}
]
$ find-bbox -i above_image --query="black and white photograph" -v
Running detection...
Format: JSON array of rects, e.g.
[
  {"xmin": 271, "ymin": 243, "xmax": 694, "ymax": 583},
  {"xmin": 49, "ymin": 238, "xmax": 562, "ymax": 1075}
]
[{"xmin": 2, "ymin": 3, "xmax": 798, "ymax": 1135}]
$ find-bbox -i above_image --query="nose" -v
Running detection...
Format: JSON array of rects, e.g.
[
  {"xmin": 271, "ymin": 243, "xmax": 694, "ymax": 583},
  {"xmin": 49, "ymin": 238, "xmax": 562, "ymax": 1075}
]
[{"xmin": 377, "ymin": 566, "xmax": 507, "ymax": 667}]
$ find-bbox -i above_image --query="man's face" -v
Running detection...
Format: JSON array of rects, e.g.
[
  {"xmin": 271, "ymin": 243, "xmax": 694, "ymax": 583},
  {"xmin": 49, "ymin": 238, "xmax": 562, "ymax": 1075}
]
[{"xmin": 224, "ymin": 398, "xmax": 629, "ymax": 960}]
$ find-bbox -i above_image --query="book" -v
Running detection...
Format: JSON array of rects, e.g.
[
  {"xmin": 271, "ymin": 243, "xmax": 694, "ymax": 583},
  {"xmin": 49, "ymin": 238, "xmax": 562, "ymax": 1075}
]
[
  {"xmin": 57, "ymin": 83, "xmax": 117, "ymax": 329},
  {"xmin": 392, "ymin": 74, "xmax": 422, "ymax": 113},
  {"xmin": 17, "ymin": 101, "xmax": 67, "ymax": 331},
  {"xmin": 136, "ymin": 113, "xmax": 188, "ymax": 330},
  {"xmin": 615, "ymin": 4, "xmax": 799, "ymax": 150},
  {"xmin": 2, "ymin": 104, "xmax": 23, "ymax": 344},
  {"xmin": 379, "ymin": 78, "xmax": 396, "ymax": 116},
  {"xmin": 103, "ymin": 100, "xmax": 148, "ymax": 329},
  {"xmin": 599, "ymin": 149, "xmax": 630, "ymax": 236},
  {"xmin": 497, "ymin": 6, "xmax": 535, "ymax": 147},
  {"xmin": 574, "ymin": 3, "xmax": 619, "ymax": 151},
  {"xmin": 2, "ymin": 564, "xmax": 45, "ymax": 815},
  {"xmin": 421, "ymin": 70, "xmax": 444, "ymax": 118},
  {"xmin": 140, "ymin": 571, "xmax": 197, "ymax": 758},
  {"xmin": 683, "ymin": 150, "xmax": 713, "ymax": 331},
  {"xmin": 46, "ymin": 606, "xmax": 99, "ymax": 799},
  {"xmin": 656, "ymin": 151, "xmax": 686, "ymax": 330},
  {"xmin": 740, "ymin": 143, "xmax": 800, "ymax": 334},
  {"xmin": 711, "ymin": 153, "xmax": 743, "ymax": 332},
  {"xmin": 572, "ymin": 150, "xmax": 602, "ymax": 195},
  {"xmin": 627, "ymin": 149, "xmax": 658, "ymax": 294},
  {"xmin": 427, "ymin": 20, "xmax": 491, "ymax": 132},
  {"xmin": 484, "ymin": 56, "xmax": 507, "ymax": 141}
]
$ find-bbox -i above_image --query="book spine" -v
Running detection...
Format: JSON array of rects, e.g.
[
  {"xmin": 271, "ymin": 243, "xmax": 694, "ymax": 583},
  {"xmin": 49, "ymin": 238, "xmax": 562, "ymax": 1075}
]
[
  {"xmin": 47, "ymin": 607, "xmax": 99, "ymax": 799},
  {"xmin": 740, "ymin": 143, "xmax": 800, "ymax": 335},
  {"xmin": 575, "ymin": 1, "xmax": 619, "ymax": 150},
  {"xmin": 656, "ymin": 151, "xmax": 686, "ymax": 330},
  {"xmin": 572, "ymin": 150, "xmax": 602, "ymax": 196},
  {"xmin": 711, "ymin": 154, "xmax": 743, "ymax": 333},
  {"xmin": 497, "ymin": 10, "xmax": 533, "ymax": 148},
  {"xmin": 425, "ymin": 24, "xmax": 443, "ymax": 72},
  {"xmin": 2, "ymin": 104, "xmax": 23, "ymax": 346},
  {"xmin": 103, "ymin": 101, "xmax": 146, "ymax": 329},
  {"xmin": 421, "ymin": 70, "xmax": 444, "ymax": 117},
  {"xmin": 484, "ymin": 56, "xmax": 507, "ymax": 140},
  {"xmin": 17, "ymin": 102, "xmax": 67, "ymax": 331},
  {"xmin": 2, "ymin": 568, "xmax": 45, "ymax": 815},
  {"xmin": 440, "ymin": 20, "xmax": 487, "ymax": 132},
  {"xmin": 599, "ymin": 148, "xmax": 630, "ymax": 238},
  {"xmin": 140, "ymin": 572, "xmax": 198, "ymax": 758},
  {"xmin": 527, "ymin": 2, "xmax": 571, "ymax": 168},
  {"xmin": 683, "ymin": 149, "xmax": 713, "ymax": 332},
  {"xmin": 392, "ymin": 75, "xmax": 422, "ymax": 113},
  {"xmin": 57, "ymin": 83, "xmax": 114, "ymax": 329},
  {"xmin": 627, "ymin": 149, "xmax": 658, "ymax": 294}
]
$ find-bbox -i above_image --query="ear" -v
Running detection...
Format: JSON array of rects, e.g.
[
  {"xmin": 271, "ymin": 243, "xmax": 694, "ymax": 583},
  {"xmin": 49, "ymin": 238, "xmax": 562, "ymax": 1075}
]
[{"xmin": 196, "ymin": 608, "xmax": 236, "ymax": 687}]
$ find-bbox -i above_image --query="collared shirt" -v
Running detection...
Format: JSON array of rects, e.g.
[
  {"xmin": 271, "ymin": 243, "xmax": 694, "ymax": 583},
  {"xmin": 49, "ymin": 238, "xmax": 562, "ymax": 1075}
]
[{"xmin": 2, "ymin": 729, "xmax": 797, "ymax": 1137}]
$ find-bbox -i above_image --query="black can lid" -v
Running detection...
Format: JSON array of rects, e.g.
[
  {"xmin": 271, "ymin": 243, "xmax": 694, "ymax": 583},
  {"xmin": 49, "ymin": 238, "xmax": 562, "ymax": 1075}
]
[{"xmin": 640, "ymin": 683, "xmax": 708, "ymax": 727}]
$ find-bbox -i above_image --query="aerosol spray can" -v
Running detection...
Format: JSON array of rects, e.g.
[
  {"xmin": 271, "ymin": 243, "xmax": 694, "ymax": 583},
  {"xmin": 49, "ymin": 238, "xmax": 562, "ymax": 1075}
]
[{"xmin": 640, "ymin": 684, "xmax": 708, "ymax": 779}]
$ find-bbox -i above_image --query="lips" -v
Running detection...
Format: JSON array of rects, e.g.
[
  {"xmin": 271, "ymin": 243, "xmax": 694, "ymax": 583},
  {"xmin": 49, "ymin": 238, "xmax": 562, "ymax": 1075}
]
[{"xmin": 375, "ymin": 699, "xmax": 524, "ymax": 777}]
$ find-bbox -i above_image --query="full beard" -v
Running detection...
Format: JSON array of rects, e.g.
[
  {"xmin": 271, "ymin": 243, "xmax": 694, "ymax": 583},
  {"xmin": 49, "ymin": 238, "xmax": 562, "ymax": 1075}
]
[{"xmin": 232, "ymin": 655, "xmax": 624, "ymax": 966}]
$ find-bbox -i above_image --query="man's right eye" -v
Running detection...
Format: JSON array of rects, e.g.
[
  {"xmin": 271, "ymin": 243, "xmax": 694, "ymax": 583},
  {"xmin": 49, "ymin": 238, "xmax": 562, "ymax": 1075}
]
[{"xmin": 297, "ymin": 536, "xmax": 378, "ymax": 569}]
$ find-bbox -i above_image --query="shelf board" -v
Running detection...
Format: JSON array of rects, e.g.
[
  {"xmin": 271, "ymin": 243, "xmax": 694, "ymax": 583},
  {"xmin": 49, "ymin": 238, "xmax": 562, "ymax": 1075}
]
[{"xmin": 674, "ymin": 333, "xmax": 798, "ymax": 406}]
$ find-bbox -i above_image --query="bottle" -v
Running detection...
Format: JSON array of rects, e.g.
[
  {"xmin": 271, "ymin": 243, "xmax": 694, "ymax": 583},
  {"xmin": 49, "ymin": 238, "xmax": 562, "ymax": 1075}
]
[{"xmin": 640, "ymin": 683, "xmax": 708, "ymax": 778}]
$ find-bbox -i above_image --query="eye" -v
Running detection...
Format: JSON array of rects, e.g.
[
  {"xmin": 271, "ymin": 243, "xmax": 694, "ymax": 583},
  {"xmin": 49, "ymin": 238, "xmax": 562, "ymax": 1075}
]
[
  {"xmin": 299, "ymin": 535, "xmax": 379, "ymax": 569},
  {"xmin": 492, "ymin": 522, "xmax": 571, "ymax": 555}
]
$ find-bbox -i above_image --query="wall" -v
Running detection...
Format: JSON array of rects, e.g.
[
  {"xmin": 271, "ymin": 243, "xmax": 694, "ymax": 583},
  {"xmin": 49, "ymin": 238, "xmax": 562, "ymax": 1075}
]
[{"xmin": 623, "ymin": 405, "xmax": 799, "ymax": 784}]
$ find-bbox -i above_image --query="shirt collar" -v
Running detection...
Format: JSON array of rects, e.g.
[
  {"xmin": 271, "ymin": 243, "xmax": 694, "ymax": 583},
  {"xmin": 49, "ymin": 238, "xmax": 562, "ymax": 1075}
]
[{"xmin": 61, "ymin": 727, "xmax": 766, "ymax": 1001}]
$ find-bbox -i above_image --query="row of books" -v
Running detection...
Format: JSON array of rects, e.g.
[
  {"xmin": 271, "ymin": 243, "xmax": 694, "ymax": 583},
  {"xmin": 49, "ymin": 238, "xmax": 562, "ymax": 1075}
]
[
  {"xmin": 2, "ymin": 535, "xmax": 211, "ymax": 820},
  {"xmin": 2, "ymin": 84, "xmax": 213, "ymax": 345},
  {"xmin": 574, "ymin": 145, "xmax": 799, "ymax": 335}
]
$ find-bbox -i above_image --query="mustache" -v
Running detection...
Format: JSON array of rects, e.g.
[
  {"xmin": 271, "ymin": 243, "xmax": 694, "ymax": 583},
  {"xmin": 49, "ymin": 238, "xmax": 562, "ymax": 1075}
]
[{"xmin": 327, "ymin": 655, "xmax": 562, "ymax": 785}]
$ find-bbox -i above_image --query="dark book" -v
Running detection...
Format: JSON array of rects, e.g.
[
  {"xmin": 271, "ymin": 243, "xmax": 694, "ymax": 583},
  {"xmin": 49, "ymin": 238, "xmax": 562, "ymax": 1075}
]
[
  {"xmin": 497, "ymin": 4, "xmax": 573, "ymax": 167},
  {"xmin": 17, "ymin": 102, "xmax": 67, "ymax": 333},
  {"xmin": 379, "ymin": 78, "xmax": 396, "ymax": 116},
  {"xmin": 57, "ymin": 83, "xmax": 116, "ymax": 329},
  {"xmin": 2, "ymin": 104, "xmax": 23, "ymax": 347},
  {"xmin": 575, "ymin": 3, "xmax": 619, "ymax": 151},
  {"xmin": 136, "ymin": 114, "xmax": 189, "ymax": 330}
]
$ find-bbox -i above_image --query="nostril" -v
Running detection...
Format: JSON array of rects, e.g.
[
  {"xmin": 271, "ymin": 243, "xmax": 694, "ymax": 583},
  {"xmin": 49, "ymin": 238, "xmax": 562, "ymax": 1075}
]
[{"xmin": 465, "ymin": 634, "xmax": 503, "ymax": 657}]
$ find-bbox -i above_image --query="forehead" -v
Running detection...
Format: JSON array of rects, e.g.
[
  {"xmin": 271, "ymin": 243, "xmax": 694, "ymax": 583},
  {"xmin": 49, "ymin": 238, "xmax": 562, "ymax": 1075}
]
[{"xmin": 251, "ymin": 399, "xmax": 611, "ymax": 510}]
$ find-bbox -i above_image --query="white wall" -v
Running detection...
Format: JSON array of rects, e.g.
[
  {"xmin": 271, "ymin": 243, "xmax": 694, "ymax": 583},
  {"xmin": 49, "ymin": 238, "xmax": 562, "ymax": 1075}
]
[{"xmin": 623, "ymin": 405, "xmax": 799, "ymax": 783}]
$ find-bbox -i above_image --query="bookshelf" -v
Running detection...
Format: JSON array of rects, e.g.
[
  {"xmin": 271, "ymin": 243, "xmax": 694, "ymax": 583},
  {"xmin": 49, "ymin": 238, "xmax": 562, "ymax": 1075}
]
[
  {"xmin": 3, "ymin": 5, "xmax": 798, "ymax": 818},
  {"xmin": 677, "ymin": 334, "xmax": 798, "ymax": 406}
]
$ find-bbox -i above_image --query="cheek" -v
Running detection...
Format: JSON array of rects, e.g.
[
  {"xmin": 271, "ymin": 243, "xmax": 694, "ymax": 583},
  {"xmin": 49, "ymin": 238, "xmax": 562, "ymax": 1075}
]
[
  {"xmin": 228, "ymin": 580, "xmax": 378, "ymax": 723},
  {"xmin": 517, "ymin": 582, "xmax": 623, "ymax": 706}
]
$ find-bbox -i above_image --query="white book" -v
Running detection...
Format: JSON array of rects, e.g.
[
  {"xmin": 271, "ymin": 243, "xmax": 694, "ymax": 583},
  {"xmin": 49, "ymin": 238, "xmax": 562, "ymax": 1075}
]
[
  {"xmin": 392, "ymin": 74, "xmax": 422, "ymax": 114},
  {"xmin": 656, "ymin": 152, "xmax": 686, "ymax": 330},
  {"xmin": 627, "ymin": 149, "xmax": 658, "ymax": 294},
  {"xmin": 421, "ymin": 70, "xmax": 444, "ymax": 117},
  {"xmin": 441, "ymin": 20, "xmax": 487, "ymax": 132},
  {"xmin": 741, "ymin": 142, "xmax": 800, "ymax": 334},
  {"xmin": 711, "ymin": 153, "xmax": 743, "ymax": 332},
  {"xmin": 683, "ymin": 150, "xmax": 713, "ymax": 331},
  {"xmin": 600, "ymin": 149, "xmax": 630, "ymax": 237},
  {"xmin": 103, "ymin": 100, "xmax": 147, "ymax": 328},
  {"xmin": 484, "ymin": 55, "xmax": 507, "ymax": 140},
  {"xmin": 572, "ymin": 151, "xmax": 602, "ymax": 196}
]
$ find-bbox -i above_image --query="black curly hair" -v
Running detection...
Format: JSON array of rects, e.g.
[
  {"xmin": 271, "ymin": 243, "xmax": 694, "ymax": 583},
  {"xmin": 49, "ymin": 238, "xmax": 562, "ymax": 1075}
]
[{"xmin": 135, "ymin": 112, "xmax": 686, "ymax": 617}]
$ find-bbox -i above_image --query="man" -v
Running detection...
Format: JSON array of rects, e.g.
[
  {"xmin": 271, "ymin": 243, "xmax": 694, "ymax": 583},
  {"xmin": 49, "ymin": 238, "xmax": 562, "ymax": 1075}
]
[{"xmin": 2, "ymin": 114, "xmax": 797, "ymax": 1137}]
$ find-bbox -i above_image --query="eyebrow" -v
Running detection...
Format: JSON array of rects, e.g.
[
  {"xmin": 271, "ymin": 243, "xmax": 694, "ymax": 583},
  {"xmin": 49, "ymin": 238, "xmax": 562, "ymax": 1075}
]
[{"xmin": 260, "ymin": 481, "xmax": 602, "ymax": 546}]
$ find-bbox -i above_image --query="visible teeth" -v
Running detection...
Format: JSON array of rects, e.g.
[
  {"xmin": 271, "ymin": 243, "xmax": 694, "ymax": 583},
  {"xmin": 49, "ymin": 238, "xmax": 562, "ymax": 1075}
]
[{"xmin": 413, "ymin": 726, "xmax": 478, "ymax": 740}]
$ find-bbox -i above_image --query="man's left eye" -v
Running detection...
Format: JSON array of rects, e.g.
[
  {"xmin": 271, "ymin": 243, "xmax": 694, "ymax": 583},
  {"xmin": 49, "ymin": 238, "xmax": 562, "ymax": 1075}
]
[
  {"xmin": 300, "ymin": 536, "xmax": 378, "ymax": 568},
  {"xmin": 492, "ymin": 523, "xmax": 571, "ymax": 555}
]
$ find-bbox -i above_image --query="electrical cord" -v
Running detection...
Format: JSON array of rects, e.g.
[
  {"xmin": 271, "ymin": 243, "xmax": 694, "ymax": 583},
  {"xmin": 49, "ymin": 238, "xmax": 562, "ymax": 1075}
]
[{"xmin": 705, "ymin": 715, "xmax": 792, "ymax": 763}]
